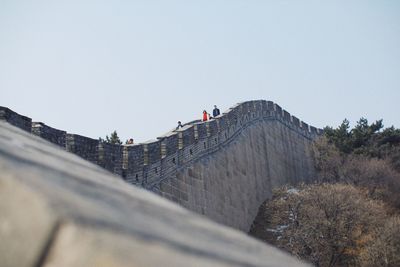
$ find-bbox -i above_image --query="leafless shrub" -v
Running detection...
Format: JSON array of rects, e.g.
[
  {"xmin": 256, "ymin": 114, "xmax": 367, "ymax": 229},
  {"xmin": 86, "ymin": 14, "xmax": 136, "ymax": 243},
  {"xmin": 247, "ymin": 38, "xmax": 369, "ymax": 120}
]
[
  {"xmin": 313, "ymin": 137, "xmax": 400, "ymax": 211},
  {"xmin": 359, "ymin": 216, "xmax": 400, "ymax": 267},
  {"xmin": 312, "ymin": 137, "xmax": 343, "ymax": 183},
  {"xmin": 258, "ymin": 184, "xmax": 385, "ymax": 267},
  {"xmin": 340, "ymin": 156, "xmax": 400, "ymax": 210}
]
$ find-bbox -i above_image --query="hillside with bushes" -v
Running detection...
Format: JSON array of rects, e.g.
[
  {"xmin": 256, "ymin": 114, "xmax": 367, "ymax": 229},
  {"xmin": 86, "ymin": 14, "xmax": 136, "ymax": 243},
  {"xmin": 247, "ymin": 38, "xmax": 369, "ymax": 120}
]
[{"xmin": 250, "ymin": 118, "xmax": 400, "ymax": 267}]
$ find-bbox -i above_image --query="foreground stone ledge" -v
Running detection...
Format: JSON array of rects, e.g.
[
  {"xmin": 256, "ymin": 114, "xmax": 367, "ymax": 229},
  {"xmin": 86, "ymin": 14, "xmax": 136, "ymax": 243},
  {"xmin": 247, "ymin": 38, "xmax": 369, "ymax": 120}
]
[{"xmin": 0, "ymin": 121, "xmax": 310, "ymax": 267}]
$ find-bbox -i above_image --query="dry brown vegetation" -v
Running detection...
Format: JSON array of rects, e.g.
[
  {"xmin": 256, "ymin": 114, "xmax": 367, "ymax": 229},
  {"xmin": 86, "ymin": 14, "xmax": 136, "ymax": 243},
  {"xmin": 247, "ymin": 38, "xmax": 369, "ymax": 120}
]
[
  {"xmin": 250, "ymin": 119, "xmax": 400, "ymax": 266},
  {"xmin": 250, "ymin": 184, "xmax": 400, "ymax": 267},
  {"xmin": 313, "ymin": 137, "xmax": 400, "ymax": 211}
]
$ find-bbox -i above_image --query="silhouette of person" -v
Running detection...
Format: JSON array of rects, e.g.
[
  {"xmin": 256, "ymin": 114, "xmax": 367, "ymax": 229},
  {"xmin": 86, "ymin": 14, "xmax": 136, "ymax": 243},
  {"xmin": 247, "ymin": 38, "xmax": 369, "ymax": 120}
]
[
  {"xmin": 213, "ymin": 105, "xmax": 220, "ymax": 117},
  {"xmin": 176, "ymin": 121, "xmax": 183, "ymax": 130},
  {"xmin": 127, "ymin": 138, "xmax": 134, "ymax": 144}
]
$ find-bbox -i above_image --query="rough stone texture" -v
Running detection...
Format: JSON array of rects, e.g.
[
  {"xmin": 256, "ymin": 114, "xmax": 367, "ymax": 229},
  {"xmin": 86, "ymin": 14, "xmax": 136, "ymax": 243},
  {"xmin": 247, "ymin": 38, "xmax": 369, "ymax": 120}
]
[
  {"xmin": 31, "ymin": 122, "xmax": 67, "ymax": 148},
  {"xmin": 159, "ymin": 120, "xmax": 315, "ymax": 231},
  {"xmin": 0, "ymin": 106, "xmax": 32, "ymax": 132},
  {"xmin": 66, "ymin": 133, "xmax": 99, "ymax": 164},
  {"xmin": 0, "ymin": 100, "xmax": 321, "ymax": 233},
  {"xmin": 0, "ymin": 121, "xmax": 310, "ymax": 267},
  {"xmin": 97, "ymin": 142, "xmax": 123, "ymax": 176}
]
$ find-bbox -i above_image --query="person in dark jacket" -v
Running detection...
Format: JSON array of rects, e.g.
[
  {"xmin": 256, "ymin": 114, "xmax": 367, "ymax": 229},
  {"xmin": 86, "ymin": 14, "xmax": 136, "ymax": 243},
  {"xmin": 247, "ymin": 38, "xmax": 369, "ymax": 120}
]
[
  {"xmin": 176, "ymin": 121, "xmax": 183, "ymax": 130},
  {"xmin": 212, "ymin": 105, "xmax": 220, "ymax": 117}
]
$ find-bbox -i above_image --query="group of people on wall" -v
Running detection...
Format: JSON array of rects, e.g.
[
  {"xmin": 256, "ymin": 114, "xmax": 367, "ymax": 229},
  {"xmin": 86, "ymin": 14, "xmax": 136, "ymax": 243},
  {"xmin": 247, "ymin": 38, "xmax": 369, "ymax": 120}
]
[
  {"xmin": 203, "ymin": 105, "xmax": 220, "ymax": 122},
  {"xmin": 176, "ymin": 105, "xmax": 220, "ymax": 130},
  {"xmin": 127, "ymin": 105, "xmax": 222, "ymax": 144}
]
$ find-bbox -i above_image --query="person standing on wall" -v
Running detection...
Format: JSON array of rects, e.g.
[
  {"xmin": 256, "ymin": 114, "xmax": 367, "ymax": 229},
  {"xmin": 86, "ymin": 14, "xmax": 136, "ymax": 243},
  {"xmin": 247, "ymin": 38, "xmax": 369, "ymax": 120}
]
[
  {"xmin": 213, "ymin": 105, "xmax": 220, "ymax": 117},
  {"xmin": 176, "ymin": 121, "xmax": 183, "ymax": 130},
  {"xmin": 202, "ymin": 110, "xmax": 209, "ymax": 121}
]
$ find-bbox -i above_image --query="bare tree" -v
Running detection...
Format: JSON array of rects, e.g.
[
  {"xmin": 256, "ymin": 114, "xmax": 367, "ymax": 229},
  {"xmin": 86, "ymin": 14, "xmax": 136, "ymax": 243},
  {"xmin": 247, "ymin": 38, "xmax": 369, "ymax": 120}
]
[
  {"xmin": 359, "ymin": 216, "xmax": 400, "ymax": 267},
  {"xmin": 253, "ymin": 184, "xmax": 385, "ymax": 267},
  {"xmin": 313, "ymin": 137, "xmax": 400, "ymax": 211}
]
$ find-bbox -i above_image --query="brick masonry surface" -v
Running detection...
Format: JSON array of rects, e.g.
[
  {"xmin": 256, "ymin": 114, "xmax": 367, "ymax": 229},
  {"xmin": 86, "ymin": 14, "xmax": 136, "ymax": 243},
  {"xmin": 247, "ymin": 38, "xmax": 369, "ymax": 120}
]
[{"xmin": 0, "ymin": 100, "xmax": 322, "ymax": 231}]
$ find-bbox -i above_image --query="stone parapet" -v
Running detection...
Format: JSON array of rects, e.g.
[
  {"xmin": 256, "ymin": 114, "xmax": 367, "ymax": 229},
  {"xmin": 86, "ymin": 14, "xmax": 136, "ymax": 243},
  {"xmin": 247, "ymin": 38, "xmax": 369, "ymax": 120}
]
[
  {"xmin": 31, "ymin": 122, "xmax": 66, "ymax": 147},
  {"xmin": 0, "ymin": 106, "xmax": 32, "ymax": 132},
  {"xmin": 1, "ymin": 101, "xmax": 322, "ymax": 189},
  {"xmin": 0, "ymin": 121, "xmax": 311, "ymax": 267},
  {"xmin": 0, "ymin": 100, "xmax": 322, "ymax": 231}
]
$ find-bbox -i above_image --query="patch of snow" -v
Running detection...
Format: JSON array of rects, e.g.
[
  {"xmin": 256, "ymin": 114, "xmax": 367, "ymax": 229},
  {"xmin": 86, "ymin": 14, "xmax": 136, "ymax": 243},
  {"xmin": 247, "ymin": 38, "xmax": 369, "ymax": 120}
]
[
  {"xmin": 277, "ymin": 224, "xmax": 289, "ymax": 231},
  {"xmin": 266, "ymin": 224, "xmax": 289, "ymax": 233},
  {"xmin": 286, "ymin": 188, "xmax": 299, "ymax": 194}
]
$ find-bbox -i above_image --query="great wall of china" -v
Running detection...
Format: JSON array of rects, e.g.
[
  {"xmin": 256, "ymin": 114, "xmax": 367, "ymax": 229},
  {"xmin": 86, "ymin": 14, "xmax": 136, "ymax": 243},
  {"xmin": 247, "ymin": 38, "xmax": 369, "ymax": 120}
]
[
  {"xmin": 0, "ymin": 100, "xmax": 322, "ymax": 232},
  {"xmin": 0, "ymin": 100, "xmax": 323, "ymax": 266}
]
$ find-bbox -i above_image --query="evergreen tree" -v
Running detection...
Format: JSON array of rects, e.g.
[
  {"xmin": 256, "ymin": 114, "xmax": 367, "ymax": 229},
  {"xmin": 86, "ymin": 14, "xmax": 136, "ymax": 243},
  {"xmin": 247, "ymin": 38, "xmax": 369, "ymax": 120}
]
[
  {"xmin": 351, "ymin": 118, "xmax": 383, "ymax": 150},
  {"xmin": 101, "ymin": 130, "xmax": 122, "ymax": 145},
  {"xmin": 324, "ymin": 119, "xmax": 352, "ymax": 153},
  {"xmin": 323, "ymin": 118, "xmax": 400, "ymax": 171}
]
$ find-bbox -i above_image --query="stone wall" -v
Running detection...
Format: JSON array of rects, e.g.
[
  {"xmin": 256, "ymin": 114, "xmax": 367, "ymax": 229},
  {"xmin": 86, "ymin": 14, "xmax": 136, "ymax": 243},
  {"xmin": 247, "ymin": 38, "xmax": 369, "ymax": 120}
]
[
  {"xmin": 0, "ymin": 107, "xmax": 32, "ymax": 132},
  {"xmin": 31, "ymin": 122, "xmax": 66, "ymax": 147},
  {"xmin": 155, "ymin": 119, "xmax": 316, "ymax": 231},
  {"xmin": 0, "ymin": 120, "xmax": 310, "ymax": 267},
  {"xmin": 0, "ymin": 100, "xmax": 322, "ymax": 231}
]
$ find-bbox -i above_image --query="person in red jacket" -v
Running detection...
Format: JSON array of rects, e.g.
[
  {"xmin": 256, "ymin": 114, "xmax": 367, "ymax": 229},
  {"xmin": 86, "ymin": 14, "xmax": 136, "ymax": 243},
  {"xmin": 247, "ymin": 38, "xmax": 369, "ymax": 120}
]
[{"xmin": 202, "ymin": 110, "xmax": 208, "ymax": 121}]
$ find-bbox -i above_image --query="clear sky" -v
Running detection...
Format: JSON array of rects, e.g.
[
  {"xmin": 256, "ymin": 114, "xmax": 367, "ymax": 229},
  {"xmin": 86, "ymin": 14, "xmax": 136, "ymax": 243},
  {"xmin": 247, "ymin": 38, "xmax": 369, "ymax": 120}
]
[{"xmin": 1, "ymin": 1, "xmax": 399, "ymax": 142}]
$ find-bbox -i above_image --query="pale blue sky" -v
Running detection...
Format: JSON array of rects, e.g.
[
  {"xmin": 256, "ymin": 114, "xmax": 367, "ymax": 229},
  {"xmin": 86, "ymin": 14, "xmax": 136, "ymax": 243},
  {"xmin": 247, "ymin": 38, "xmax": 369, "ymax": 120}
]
[{"xmin": 1, "ymin": 1, "xmax": 399, "ymax": 142}]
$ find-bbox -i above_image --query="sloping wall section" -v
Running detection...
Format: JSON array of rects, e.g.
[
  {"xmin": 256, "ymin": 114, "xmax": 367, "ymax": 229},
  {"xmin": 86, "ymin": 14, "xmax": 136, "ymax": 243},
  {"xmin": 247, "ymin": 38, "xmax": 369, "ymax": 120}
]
[
  {"xmin": 159, "ymin": 119, "xmax": 316, "ymax": 231},
  {"xmin": 0, "ymin": 100, "xmax": 321, "ymax": 231},
  {"xmin": 0, "ymin": 120, "xmax": 311, "ymax": 267}
]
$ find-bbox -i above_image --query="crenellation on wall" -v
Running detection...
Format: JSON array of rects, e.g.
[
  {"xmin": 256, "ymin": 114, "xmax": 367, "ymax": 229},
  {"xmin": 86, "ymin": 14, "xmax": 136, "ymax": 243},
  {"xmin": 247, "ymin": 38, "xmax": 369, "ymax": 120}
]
[
  {"xmin": 144, "ymin": 141, "xmax": 163, "ymax": 184},
  {"xmin": 252, "ymin": 100, "xmax": 258, "ymax": 112},
  {"xmin": 273, "ymin": 104, "xmax": 282, "ymax": 120},
  {"xmin": 31, "ymin": 122, "xmax": 67, "ymax": 148},
  {"xmin": 309, "ymin": 126, "xmax": 318, "ymax": 135},
  {"xmin": 122, "ymin": 146, "xmax": 129, "ymax": 173},
  {"xmin": 207, "ymin": 120, "xmax": 218, "ymax": 137},
  {"xmin": 255, "ymin": 100, "xmax": 263, "ymax": 118},
  {"xmin": 291, "ymin": 116, "xmax": 301, "ymax": 127},
  {"xmin": 248, "ymin": 100, "xmax": 255, "ymax": 110},
  {"xmin": 207, "ymin": 129, "xmax": 220, "ymax": 151},
  {"xmin": 300, "ymin": 121, "xmax": 310, "ymax": 133},
  {"xmin": 158, "ymin": 132, "xmax": 179, "ymax": 158},
  {"xmin": 0, "ymin": 106, "xmax": 32, "ymax": 132},
  {"xmin": 178, "ymin": 126, "xmax": 194, "ymax": 148},
  {"xmin": 195, "ymin": 122, "xmax": 208, "ymax": 140},
  {"xmin": 264, "ymin": 101, "xmax": 273, "ymax": 117},
  {"xmin": 1, "ymin": 101, "xmax": 323, "ymax": 186},
  {"xmin": 1, "ymin": 100, "xmax": 324, "ymax": 232},
  {"xmin": 266, "ymin": 101, "xmax": 274, "ymax": 111},
  {"xmin": 237, "ymin": 103, "xmax": 244, "ymax": 115},
  {"xmin": 260, "ymin": 100, "xmax": 268, "ymax": 116},
  {"xmin": 123, "ymin": 144, "xmax": 145, "ymax": 183},
  {"xmin": 226, "ymin": 107, "xmax": 239, "ymax": 123},
  {"xmin": 98, "ymin": 142, "xmax": 123, "ymax": 175},
  {"xmin": 146, "ymin": 140, "xmax": 162, "ymax": 164},
  {"xmin": 66, "ymin": 134, "xmax": 99, "ymax": 164},
  {"xmin": 283, "ymin": 110, "xmax": 291, "ymax": 122},
  {"xmin": 216, "ymin": 116, "xmax": 229, "ymax": 133},
  {"xmin": 244, "ymin": 101, "xmax": 252, "ymax": 114}
]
